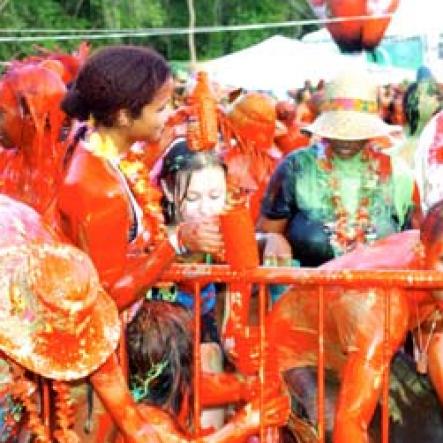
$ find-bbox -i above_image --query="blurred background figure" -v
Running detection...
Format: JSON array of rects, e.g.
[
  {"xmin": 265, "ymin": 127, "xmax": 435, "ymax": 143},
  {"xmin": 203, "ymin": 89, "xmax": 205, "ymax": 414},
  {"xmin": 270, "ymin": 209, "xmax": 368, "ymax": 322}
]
[
  {"xmin": 395, "ymin": 65, "xmax": 442, "ymax": 167},
  {"xmin": 274, "ymin": 100, "xmax": 311, "ymax": 156}
]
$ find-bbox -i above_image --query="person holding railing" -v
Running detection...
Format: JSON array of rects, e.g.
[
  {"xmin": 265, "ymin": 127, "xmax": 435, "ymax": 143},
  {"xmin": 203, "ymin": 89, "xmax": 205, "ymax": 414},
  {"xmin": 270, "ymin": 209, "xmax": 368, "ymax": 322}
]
[
  {"xmin": 264, "ymin": 200, "xmax": 443, "ymax": 443},
  {"xmin": 147, "ymin": 137, "xmax": 297, "ymax": 439},
  {"xmin": 51, "ymin": 45, "xmax": 240, "ymax": 443},
  {"xmin": 122, "ymin": 299, "xmax": 290, "ymax": 442}
]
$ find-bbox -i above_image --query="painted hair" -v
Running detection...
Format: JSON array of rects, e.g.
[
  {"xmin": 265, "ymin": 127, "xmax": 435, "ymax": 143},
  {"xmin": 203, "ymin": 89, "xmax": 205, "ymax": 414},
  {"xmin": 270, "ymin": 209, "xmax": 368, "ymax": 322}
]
[
  {"xmin": 126, "ymin": 300, "xmax": 193, "ymax": 420},
  {"xmin": 420, "ymin": 200, "xmax": 443, "ymax": 248},
  {"xmin": 159, "ymin": 139, "xmax": 226, "ymax": 224},
  {"xmin": 61, "ymin": 45, "xmax": 171, "ymax": 127}
]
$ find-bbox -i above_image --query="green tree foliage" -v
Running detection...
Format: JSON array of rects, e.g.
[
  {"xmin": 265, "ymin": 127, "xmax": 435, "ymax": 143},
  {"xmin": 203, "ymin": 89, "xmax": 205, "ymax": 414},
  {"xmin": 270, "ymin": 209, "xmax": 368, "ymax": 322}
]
[{"xmin": 0, "ymin": 0, "xmax": 317, "ymax": 63}]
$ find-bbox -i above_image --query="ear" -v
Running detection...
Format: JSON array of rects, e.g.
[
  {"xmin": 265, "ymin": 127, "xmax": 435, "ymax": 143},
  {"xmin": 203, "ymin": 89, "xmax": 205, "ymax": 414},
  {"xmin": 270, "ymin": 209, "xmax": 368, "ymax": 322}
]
[
  {"xmin": 160, "ymin": 178, "xmax": 174, "ymax": 203},
  {"xmin": 116, "ymin": 109, "xmax": 132, "ymax": 127}
]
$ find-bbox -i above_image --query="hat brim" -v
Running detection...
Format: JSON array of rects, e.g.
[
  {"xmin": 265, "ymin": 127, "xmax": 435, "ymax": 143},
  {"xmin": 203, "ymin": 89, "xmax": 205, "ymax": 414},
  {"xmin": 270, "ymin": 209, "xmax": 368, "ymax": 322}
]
[
  {"xmin": 304, "ymin": 110, "xmax": 402, "ymax": 141},
  {"xmin": 0, "ymin": 289, "xmax": 120, "ymax": 381}
]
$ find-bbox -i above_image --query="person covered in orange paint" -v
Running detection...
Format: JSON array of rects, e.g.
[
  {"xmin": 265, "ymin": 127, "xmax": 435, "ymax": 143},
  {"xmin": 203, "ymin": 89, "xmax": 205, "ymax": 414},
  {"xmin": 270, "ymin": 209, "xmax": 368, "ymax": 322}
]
[
  {"xmin": 154, "ymin": 139, "xmax": 287, "ymax": 366},
  {"xmin": 121, "ymin": 299, "xmax": 290, "ymax": 443},
  {"xmin": 53, "ymin": 45, "xmax": 226, "ymax": 443},
  {"xmin": 56, "ymin": 45, "xmax": 223, "ymax": 312},
  {"xmin": 0, "ymin": 50, "xmax": 163, "ymax": 443},
  {"xmin": 0, "ymin": 61, "xmax": 68, "ymax": 214},
  {"xmin": 220, "ymin": 91, "xmax": 286, "ymax": 224},
  {"xmin": 0, "ymin": 194, "xmax": 139, "ymax": 443},
  {"xmin": 265, "ymin": 199, "xmax": 443, "ymax": 443}
]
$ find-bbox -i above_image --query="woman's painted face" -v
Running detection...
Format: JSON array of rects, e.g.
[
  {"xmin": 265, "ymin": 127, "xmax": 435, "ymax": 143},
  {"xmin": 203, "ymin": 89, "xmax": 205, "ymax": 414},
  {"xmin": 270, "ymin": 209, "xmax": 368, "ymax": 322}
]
[
  {"xmin": 180, "ymin": 165, "xmax": 227, "ymax": 221},
  {"xmin": 129, "ymin": 76, "xmax": 174, "ymax": 144},
  {"xmin": 328, "ymin": 138, "xmax": 368, "ymax": 159},
  {"xmin": 426, "ymin": 239, "xmax": 443, "ymax": 301}
]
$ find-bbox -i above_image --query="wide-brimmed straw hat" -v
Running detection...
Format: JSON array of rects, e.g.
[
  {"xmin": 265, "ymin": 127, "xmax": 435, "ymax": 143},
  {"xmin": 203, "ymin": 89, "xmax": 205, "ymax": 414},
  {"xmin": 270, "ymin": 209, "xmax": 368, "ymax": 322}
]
[
  {"xmin": 304, "ymin": 70, "xmax": 401, "ymax": 140},
  {"xmin": 0, "ymin": 242, "xmax": 120, "ymax": 380}
]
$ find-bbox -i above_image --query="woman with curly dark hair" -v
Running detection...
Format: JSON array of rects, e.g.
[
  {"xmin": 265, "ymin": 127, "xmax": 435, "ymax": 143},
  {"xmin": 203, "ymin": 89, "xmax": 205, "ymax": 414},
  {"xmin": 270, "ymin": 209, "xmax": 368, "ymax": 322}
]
[
  {"xmin": 56, "ymin": 44, "xmax": 179, "ymax": 308},
  {"xmin": 54, "ymin": 44, "xmax": 223, "ymax": 443}
]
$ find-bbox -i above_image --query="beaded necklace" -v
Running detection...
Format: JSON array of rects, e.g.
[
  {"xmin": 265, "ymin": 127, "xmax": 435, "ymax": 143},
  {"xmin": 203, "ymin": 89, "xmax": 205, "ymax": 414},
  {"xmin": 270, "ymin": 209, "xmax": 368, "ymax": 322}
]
[{"xmin": 319, "ymin": 142, "xmax": 391, "ymax": 255}]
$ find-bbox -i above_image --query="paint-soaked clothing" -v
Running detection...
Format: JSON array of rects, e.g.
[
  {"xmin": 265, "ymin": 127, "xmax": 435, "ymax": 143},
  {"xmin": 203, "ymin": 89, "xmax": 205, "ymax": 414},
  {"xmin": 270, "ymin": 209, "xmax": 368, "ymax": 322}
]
[{"xmin": 261, "ymin": 143, "xmax": 418, "ymax": 266}]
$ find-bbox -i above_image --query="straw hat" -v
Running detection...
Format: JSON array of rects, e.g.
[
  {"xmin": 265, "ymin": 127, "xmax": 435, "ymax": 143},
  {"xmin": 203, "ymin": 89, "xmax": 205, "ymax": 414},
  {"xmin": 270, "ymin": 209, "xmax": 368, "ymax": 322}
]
[
  {"xmin": 0, "ymin": 242, "xmax": 120, "ymax": 380},
  {"xmin": 0, "ymin": 194, "xmax": 119, "ymax": 380},
  {"xmin": 304, "ymin": 70, "xmax": 401, "ymax": 140}
]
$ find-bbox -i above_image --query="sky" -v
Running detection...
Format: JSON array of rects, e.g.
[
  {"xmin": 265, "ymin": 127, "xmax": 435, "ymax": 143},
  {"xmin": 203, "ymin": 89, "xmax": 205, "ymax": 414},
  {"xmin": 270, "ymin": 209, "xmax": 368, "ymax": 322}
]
[{"xmin": 387, "ymin": 0, "xmax": 442, "ymax": 35}]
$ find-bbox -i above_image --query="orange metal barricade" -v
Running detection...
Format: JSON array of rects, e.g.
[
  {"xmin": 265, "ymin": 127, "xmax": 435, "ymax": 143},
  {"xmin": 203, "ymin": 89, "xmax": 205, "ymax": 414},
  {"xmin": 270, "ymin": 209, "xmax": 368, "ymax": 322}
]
[
  {"xmin": 38, "ymin": 264, "xmax": 443, "ymax": 442},
  {"xmin": 160, "ymin": 264, "xmax": 443, "ymax": 443}
]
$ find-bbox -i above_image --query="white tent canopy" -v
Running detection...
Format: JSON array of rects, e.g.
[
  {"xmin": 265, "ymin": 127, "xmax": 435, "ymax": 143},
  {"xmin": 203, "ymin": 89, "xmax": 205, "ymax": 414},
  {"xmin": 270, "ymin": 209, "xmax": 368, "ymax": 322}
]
[{"xmin": 200, "ymin": 35, "xmax": 414, "ymax": 98}]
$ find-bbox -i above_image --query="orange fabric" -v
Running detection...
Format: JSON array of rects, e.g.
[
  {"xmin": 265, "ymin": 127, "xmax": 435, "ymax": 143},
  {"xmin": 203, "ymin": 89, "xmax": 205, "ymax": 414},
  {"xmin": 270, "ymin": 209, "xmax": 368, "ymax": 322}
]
[
  {"xmin": 56, "ymin": 144, "xmax": 176, "ymax": 311},
  {"xmin": 267, "ymin": 230, "xmax": 439, "ymax": 442},
  {"xmin": 274, "ymin": 122, "xmax": 311, "ymax": 155},
  {"xmin": 57, "ymin": 145, "xmax": 131, "ymax": 289}
]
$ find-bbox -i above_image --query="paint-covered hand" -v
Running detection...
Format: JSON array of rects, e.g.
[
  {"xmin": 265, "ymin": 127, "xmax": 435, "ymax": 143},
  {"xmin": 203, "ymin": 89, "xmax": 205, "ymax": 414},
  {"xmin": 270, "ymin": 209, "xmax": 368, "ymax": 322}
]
[
  {"xmin": 178, "ymin": 217, "xmax": 225, "ymax": 259},
  {"xmin": 236, "ymin": 388, "xmax": 290, "ymax": 433},
  {"xmin": 125, "ymin": 425, "xmax": 162, "ymax": 443}
]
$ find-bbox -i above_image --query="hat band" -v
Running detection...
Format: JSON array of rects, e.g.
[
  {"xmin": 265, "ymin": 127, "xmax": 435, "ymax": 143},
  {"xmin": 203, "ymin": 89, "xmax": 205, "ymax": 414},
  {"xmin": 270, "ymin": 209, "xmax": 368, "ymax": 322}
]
[{"xmin": 328, "ymin": 98, "xmax": 378, "ymax": 114}]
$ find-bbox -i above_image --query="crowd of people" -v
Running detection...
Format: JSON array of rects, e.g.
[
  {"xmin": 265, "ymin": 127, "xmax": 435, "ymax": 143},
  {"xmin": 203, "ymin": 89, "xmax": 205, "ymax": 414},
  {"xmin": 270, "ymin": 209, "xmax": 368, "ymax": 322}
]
[{"xmin": 1, "ymin": 41, "xmax": 443, "ymax": 443}]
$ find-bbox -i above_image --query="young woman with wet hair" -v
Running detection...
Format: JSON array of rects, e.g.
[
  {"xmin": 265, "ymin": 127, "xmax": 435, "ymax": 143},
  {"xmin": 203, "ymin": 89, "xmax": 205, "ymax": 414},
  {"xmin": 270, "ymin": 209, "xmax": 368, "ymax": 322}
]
[
  {"xmin": 155, "ymin": 139, "xmax": 288, "ymax": 339},
  {"xmin": 155, "ymin": 139, "xmax": 227, "ymax": 341}
]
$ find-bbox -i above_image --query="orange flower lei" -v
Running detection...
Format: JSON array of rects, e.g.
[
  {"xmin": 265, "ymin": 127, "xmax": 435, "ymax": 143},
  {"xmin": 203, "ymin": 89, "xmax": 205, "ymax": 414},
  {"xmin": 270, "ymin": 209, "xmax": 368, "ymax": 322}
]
[
  {"xmin": 320, "ymin": 142, "xmax": 392, "ymax": 255},
  {"xmin": 88, "ymin": 132, "xmax": 166, "ymax": 249},
  {"xmin": 120, "ymin": 143, "xmax": 167, "ymax": 248}
]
